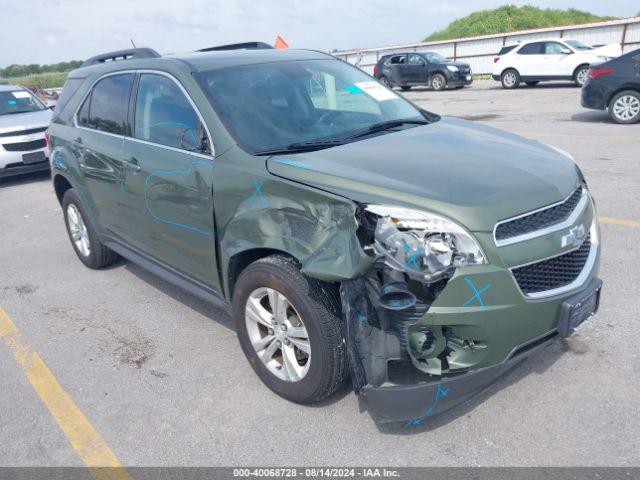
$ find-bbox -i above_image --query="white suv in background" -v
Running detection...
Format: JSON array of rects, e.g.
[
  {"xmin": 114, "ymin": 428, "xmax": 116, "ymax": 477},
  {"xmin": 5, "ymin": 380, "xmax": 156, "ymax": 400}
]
[{"xmin": 492, "ymin": 39, "xmax": 620, "ymax": 89}]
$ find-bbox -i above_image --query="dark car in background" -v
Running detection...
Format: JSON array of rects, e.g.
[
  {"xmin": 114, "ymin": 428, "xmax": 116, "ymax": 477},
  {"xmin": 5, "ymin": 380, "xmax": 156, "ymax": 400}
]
[
  {"xmin": 581, "ymin": 48, "xmax": 640, "ymax": 124},
  {"xmin": 374, "ymin": 52, "xmax": 472, "ymax": 91}
]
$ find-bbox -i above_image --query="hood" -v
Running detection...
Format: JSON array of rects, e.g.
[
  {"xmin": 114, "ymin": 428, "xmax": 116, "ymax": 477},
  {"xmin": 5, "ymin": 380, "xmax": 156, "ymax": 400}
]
[
  {"xmin": 0, "ymin": 108, "xmax": 52, "ymax": 132},
  {"xmin": 591, "ymin": 43, "xmax": 622, "ymax": 58},
  {"xmin": 266, "ymin": 117, "xmax": 580, "ymax": 232}
]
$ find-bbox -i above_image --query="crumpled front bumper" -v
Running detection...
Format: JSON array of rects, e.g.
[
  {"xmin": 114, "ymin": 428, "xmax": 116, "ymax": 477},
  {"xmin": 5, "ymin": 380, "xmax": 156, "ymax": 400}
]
[{"xmin": 360, "ymin": 328, "xmax": 557, "ymax": 424}]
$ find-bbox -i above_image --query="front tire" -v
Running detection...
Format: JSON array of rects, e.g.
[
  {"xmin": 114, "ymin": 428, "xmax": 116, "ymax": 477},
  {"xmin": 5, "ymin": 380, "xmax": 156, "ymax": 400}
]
[
  {"xmin": 501, "ymin": 69, "xmax": 520, "ymax": 89},
  {"xmin": 400, "ymin": 86, "xmax": 411, "ymax": 91},
  {"xmin": 574, "ymin": 65, "xmax": 589, "ymax": 87},
  {"xmin": 430, "ymin": 73, "xmax": 446, "ymax": 91},
  {"xmin": 233, "ymin": 255, "xmax": 348, "ymax": 404},
  {"xmin": 608, "ymin": 90, "xmax": 640, "ymax": 124},
  {"xmin": 62, "ymin": 189, "xmax": 119, "ymax": 269}
]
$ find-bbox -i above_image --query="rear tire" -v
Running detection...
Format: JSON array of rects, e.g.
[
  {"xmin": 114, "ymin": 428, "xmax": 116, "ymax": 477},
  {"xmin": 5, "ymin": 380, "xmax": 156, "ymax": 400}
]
[
  {"xmin": 62, "ymin": 189, "xmax": 119, "ymax": 269},
  {"xmin": 233, "ymin": 255, "xmax": 348, "ymax": 404},
  {"xmin": 379, "ymin": 76, "xmax": 393, "ymax": 89},
  {"xmin": 501, "ymin": 69, "xmax": 520, "ymax": 89},
  {"xmin": 608, "ymin": 90, "xmax": 640, "ymax": 124},
  {"xmin": 525, "ymin": 81, "xmax": 539, "ymax": 87},
  {"xmin": 430, "ymin": 73, "xmax": 447, "ymax": 91},
  {"xmin": 574, "ymin": 65, "xmax": 589, "ymax": 87},
  {"xmin": 400, "ymin": 86, "xmax": 411, "ymax": 91}
]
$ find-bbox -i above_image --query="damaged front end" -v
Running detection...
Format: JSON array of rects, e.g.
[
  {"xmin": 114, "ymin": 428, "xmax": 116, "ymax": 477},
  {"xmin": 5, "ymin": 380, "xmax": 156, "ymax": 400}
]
[{"xmin": 341, "ymin": 205, "xmax": 551, "ymax": 424}]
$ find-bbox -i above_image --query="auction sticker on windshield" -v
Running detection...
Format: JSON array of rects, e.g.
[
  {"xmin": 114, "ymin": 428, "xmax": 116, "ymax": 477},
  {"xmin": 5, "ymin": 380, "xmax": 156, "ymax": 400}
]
[{"xmin": 354, "ymin": 81, "xmax": 398, "ymax": 101}]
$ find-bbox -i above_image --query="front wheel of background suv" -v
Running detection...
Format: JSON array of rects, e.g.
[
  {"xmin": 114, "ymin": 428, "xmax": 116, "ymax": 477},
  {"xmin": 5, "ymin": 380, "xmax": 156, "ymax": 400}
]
[
  {"xmin": 608, "ymin": 90, "xmax": 640, "ymax": 124},
  {"xmin": 501, "ymin": 69, "xmax": 520, "ymax": 89},
  {"xmin": 62, "ymin": 189, "xmax": 119, "ymax": 269},
  {"xmin": 430, "ymin": 73, "xmax": 447, "ymax": 91},
  {"xmin": 574, "ymin": 65, "xmax": 590, "ymax": 87},
  {"xmin": 233, "ymin": 255, "xmax": 348, "ymax": 404}
]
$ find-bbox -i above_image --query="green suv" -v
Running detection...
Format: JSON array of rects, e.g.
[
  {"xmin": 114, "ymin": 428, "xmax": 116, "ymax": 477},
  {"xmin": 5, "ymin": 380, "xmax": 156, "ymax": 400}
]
[{"xmin": 49, "ymin": 45, "xmax": 602, "ymax": 424}]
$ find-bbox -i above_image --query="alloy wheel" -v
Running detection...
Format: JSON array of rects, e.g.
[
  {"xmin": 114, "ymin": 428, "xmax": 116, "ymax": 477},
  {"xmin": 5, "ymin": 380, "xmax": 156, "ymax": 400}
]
[
  {"xmin": 576, "ymin": 68, "xmax": 589, "ymax": 86},
  {"xmin": 66, "ymin": 204, "xmax": 90, "ymax": 257},
  {"xmin": 503, "ymin": 72, "xmax": 517, "ymax": 88},
  {"xmin": 245, "ymin": 287, "xmax": 311, "ymax": 382},
  {"xmin": 613, "ymin": 95, "xmax": 640, "ymax": 122},
  {"xmin": 432, "ymin": 75, "xmax": 444, "ymax": 90}
]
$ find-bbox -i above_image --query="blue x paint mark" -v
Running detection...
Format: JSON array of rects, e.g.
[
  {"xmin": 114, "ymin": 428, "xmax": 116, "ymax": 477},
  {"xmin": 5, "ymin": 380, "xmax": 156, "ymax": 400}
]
[
  {"xmin": 403, "ymin": 240, "xmax": 424, "ymax": 269},
  {"xmin": 248, "ymin": 179, "xmax": 267, "ymax": 207},
  {"xmin": 462, "ymin": 278, "xmax": 492, "ymax": 309},
  {"xmin": 405, "ymin": 383, "xmax": 451, "ymax": 427},
  {"xmin": 273, "ymin": 158, "xmax": 310, "ymax": 169}
]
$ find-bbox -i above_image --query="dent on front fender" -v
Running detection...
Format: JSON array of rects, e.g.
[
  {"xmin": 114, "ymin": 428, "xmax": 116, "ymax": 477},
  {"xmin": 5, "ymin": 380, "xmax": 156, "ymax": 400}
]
[{"xmin": 218, "ymin": 175, "xmax": 374, "ymax": 295}]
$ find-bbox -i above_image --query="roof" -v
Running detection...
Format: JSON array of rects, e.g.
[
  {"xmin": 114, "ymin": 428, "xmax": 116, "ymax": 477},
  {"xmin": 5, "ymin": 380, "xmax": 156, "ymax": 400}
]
[
  {"xmin": 69, "ymin": 48, "xmax": 332, "ymax": 78},
  {"xmin": 0, "ymin": 84, "xmax": 25, "ymax": 92}
]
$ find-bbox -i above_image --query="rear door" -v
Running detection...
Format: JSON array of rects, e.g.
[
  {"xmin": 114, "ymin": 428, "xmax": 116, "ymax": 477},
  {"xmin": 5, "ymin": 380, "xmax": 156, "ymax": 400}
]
[
  {"xmin": 74, "ymin": 73, "xmax": 134, "ymax": 234},
  {"xmin": 514, "ymin": 42, "xmax": 545, "ymax": 76},
  {"xmin": 121, "ymin": 72, "xmax": 218, "ymax": 288},
  {"xmin": 381, "ymin": 54, "xmax": 407, "ymax": 85}
]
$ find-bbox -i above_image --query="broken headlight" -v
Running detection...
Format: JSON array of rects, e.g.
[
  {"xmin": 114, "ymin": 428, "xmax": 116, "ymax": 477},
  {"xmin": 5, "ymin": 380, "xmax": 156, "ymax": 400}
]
[{"xmin": 365, "ymin": 205, "xmax": 486, "ymax": 283}]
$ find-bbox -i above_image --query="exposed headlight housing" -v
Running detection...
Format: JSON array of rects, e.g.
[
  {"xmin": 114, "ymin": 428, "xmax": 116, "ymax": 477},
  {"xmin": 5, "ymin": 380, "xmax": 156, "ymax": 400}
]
[
  {"xmin": 364, "ymin": 205, "xmax": 486, "ymax": 283},
  {"xmin": 446, "ymin": 65, "xmax": 459, "ymax": 72}
]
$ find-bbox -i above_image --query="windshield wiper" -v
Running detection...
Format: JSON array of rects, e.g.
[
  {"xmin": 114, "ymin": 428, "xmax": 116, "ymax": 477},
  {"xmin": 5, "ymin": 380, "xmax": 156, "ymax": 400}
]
[
  {"xmin": 254, "ymin": 139, "xmax": 345, "ymax": 156},
  {"xmin": 342, "ymin": 119, "xmax": 430, "ymax": 141}
]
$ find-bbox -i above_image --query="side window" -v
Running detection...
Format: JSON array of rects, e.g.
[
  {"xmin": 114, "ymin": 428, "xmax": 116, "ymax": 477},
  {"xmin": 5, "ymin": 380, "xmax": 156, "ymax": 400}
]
[
  {"xmin": 80, "ymin": 74, "xmax": 133, "ymax": 134},
  {"xmin": 518, "ymin": 42, "xmax": 544, "ymax": 55},
  {"xmin": 386, "ymin": 55, "xmax": 406, "ymax": 65},
  {"xmin": 54, "ymin": 78, "xmax": 84, "ymax": 115},
  {"xmin": 545, "ymin": 42, "xmax": 570, "ymax": 55},
  {"xmin": 134, "ymin": 74, "xmax": 206, "ymax": 152},
  {"xmin": 408, "ymin": 54, "xmax": 425, "ymax": 66}
]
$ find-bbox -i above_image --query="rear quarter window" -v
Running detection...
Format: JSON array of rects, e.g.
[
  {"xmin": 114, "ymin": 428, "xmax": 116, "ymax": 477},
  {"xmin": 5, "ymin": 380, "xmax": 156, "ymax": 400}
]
[
  {"xmin": 498, "ymin": 45, "xmax": 517, "ymax": 55},
  {"xmin": 53, "ymin": 78, "xmax": 84, "ymax": 116}
]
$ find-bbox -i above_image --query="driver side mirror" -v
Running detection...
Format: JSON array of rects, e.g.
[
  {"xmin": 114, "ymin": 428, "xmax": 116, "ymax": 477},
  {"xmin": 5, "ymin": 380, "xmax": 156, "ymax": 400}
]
[
  {"xmin": 561, "ymin": 48, "xmax": 573, "ymax": 55},
  {"xmin": 180, "ymin": 126, "xmax": 210, "ymax": 155}
]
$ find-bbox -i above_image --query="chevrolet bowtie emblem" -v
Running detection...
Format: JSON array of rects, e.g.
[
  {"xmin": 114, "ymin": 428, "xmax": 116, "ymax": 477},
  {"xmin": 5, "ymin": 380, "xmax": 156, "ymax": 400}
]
[{"xmin": 561, "ymin": 224, "xmax": 586, "ymax": 248}]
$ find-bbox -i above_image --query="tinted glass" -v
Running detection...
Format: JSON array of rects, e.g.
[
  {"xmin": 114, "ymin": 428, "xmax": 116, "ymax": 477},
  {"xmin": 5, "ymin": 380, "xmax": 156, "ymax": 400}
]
[
  {"xmin": 424, "ymin": 52, "xmax": 446, "ymax": 63},
  {"xmin": 518, "ymin": 42, "xmax": 544, "ymax": 55},
  {"xmin": 83, "ymin": 74, "xmax": 133, "ymax": 134},
  {"xmin": 408, "ymin": 54, "xmax": 425, "ymax": 65},
  {"xmin": 565, "ymin": 40, "xmax": 593, "ymax": 51},
  {"xmin": 545, "ymin": 42, "xmax": 569, "ymax": 54},
  {"xmin": 498, "ymin": 45, "xmax": 517, "ymax": 55},
  {"xmin": 387, "ymin": 55, "xmax": 406, "ymax": 65},
  {"xmin": 54, "ymin": 78, "xmax": 84, "ymax": 115},
  {"xmin": 196, "ymin": 59, "xmax": 424, "ymax": 154},
  {"xmin": 134, "ymin": 74, "xmax": 202, "ymax": 151},
  {"xmin": 0, "ymin": 89, "xmax": 47, "ymax": 116}
]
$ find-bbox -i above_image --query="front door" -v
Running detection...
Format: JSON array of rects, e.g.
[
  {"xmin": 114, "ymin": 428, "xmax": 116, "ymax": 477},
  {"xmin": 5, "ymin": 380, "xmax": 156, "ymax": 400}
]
[
  {"xmin": 407, "ymin": 54, "xmax": 427, "ymax": 84},
  {"xmin": 121, "ymin": 72, "xmax": 218, "ymax": 289}
]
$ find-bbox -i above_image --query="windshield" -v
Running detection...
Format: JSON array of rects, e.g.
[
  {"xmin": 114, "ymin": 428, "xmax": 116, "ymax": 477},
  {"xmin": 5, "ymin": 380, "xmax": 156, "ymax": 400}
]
[
  {"xmin": 565, "ymin": 40, "xmax": 594, "ymax": 51},
  {"xmin": 0, "ymin": 89, "xmax": 47, "ymax": 116},
  {"xmin": 196, "ymin": 59, "xmax": 427, "ymax": 154},
  {"xmin": 424, "ymin": 52, "xmax": 447, "ymax": 63}
]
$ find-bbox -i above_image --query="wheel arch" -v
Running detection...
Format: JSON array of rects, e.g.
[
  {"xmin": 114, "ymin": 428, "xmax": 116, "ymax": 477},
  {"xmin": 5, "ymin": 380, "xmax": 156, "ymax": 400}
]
[
  {"xmin": 500, "ymin": 67, "xmax": 520, "ymax": 77},
  {"xmin": 53, "ymin": 173, "xmax": 74, "ymax": 205},
  {"xmin": 606, "ymin": 85, "xmax": 640, "ymax": 107},
  {"xmin": 227, "ymin": 248, "xmax": 298, "ymax": 301},
  {"xmin": 573, "ymin": 63, "xmax": 590, "ymax": 78}
]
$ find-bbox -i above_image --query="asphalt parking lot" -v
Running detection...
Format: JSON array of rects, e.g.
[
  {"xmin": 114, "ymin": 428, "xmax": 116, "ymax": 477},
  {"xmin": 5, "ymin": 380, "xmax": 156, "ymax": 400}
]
[{"xmin": 1, "ymin": 79, "xmax": 638, "ymax": 468}]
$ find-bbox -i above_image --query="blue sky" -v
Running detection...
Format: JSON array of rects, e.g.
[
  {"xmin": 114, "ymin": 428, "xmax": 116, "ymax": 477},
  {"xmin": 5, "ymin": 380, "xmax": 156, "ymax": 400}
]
[{"xmin": 1, "ymin": 0, "xmax": 637, "ymax": 66}]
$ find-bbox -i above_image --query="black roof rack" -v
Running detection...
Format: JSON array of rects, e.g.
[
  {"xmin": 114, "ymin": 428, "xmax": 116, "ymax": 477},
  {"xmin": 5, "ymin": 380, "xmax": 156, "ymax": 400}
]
[
  {"xmin": 197, "ymin": 41, "xmax": 274, "ymax": 52},
  {"xmin": 81, "ymin": 48, "xmax": 161, "ymax": 67}
]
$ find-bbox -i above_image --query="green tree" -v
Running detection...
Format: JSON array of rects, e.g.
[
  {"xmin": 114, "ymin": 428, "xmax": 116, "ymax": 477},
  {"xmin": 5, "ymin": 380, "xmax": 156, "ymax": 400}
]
[{"xmin": 423, "ymin": 5, "xmax": 615, "ymax": 42}]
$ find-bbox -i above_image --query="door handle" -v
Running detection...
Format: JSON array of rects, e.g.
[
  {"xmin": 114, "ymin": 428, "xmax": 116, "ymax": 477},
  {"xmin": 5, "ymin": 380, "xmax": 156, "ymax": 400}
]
[{"xmin": 123, "ymin": 157, "xmax": 141, "ymax": 172}]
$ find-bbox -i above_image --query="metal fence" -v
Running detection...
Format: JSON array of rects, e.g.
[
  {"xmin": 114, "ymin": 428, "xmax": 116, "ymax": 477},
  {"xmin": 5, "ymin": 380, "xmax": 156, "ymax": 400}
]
[{"xmin": 333, "ymin": 17, "xmax": 640, "ymax": 75}]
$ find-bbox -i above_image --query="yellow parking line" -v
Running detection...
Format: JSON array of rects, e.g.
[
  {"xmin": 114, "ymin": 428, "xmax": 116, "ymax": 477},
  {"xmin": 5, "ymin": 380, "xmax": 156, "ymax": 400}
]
[
  {"xmin": 599, "ymin": 216, "xmax": 640, "ymax": 228},
  {"xmin": 0, "ymin": 308, "xmax": 131, "ymax": 480}
]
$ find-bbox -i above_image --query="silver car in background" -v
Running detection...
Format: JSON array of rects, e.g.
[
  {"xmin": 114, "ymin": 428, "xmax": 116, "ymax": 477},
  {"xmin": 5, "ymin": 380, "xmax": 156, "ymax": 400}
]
[{"xmin": 0, "ymin": 85, "xmax": 52, "ymax": 178}]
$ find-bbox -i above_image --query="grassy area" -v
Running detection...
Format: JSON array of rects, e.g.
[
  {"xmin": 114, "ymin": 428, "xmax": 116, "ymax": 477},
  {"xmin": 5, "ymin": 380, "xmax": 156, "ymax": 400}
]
[
  {"xmin": 424, "ymin": 5, "xmax": 615, "ymax": 42},
  {"xmin": 0, "ymin": 71, "xmax": 68, "ymax": 89}
]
